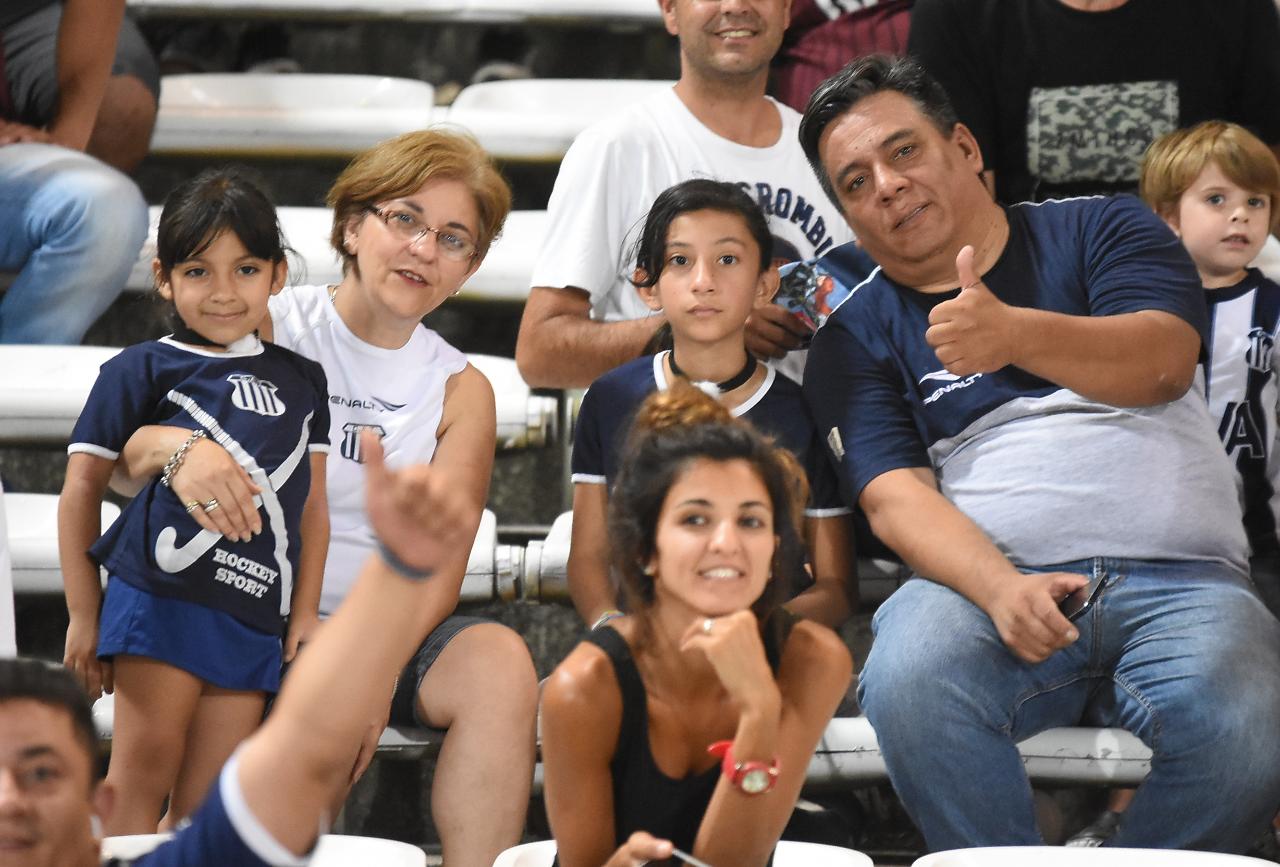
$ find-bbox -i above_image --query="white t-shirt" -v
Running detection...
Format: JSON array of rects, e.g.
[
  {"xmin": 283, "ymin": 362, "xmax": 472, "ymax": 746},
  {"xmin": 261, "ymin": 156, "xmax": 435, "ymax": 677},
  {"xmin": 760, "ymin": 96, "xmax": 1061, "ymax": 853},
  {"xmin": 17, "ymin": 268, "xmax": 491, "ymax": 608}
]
[
  {"xmin": 530, "ymin": 87, "xmax": 854, "ymax": 323},
  {"xmin": 268, "ymin": 285, "xmax": 467, "ymax": 614}
]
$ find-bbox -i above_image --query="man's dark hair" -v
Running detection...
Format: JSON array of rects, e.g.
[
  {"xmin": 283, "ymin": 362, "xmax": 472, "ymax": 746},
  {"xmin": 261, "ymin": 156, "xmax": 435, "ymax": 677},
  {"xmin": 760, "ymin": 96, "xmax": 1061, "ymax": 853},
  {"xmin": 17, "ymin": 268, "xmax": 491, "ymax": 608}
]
[
  {"xmin": 0, "ymin": 658, "xmax": 97, "ymax": 760},
  {"xmin": 799, "ymin": 54, "xmax": 960, "ymax": 206}
]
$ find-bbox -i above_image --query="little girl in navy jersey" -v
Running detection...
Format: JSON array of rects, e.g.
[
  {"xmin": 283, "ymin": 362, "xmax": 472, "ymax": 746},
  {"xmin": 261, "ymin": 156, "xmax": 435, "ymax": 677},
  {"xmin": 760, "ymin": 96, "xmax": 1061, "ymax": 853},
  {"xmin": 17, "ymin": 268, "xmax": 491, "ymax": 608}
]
[
  {"xmin": 569, "ymin": 179, "xmax": 856, "ymax": 632},
  {"xmin": 58, "ymin": 167, "xmax": 330, "ymax": 835}
]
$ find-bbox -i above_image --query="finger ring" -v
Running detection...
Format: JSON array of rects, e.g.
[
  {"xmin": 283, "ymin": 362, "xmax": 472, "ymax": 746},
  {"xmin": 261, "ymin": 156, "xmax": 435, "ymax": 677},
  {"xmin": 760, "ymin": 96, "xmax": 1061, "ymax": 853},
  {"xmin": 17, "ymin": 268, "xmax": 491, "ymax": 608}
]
[
  {"xmin": 184, "ymin": 501, "xmax": 200, "ymax": 514},
  {"xmin": 203, "ymin": 498, "xmax": 220, "ymax": 512},
  {"xmin": 701, "ymin": 618, "xmax": 713, "ymax": 635}
]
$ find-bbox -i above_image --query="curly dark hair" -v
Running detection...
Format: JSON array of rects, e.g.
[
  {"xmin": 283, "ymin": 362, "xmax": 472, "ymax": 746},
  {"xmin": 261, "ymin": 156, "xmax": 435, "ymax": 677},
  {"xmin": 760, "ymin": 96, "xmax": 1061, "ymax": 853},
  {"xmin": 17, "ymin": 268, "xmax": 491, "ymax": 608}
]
[{"xmin": 607, "ymin": 381, "xmax": 808, "ymax": 646}]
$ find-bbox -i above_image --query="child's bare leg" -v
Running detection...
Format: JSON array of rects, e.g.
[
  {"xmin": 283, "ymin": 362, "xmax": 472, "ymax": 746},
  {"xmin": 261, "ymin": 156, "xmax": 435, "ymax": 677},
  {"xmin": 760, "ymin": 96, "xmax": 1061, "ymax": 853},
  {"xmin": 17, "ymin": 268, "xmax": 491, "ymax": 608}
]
[
  {"xmin": 103, "ymin": 656, "xmax": 203, "ymax": 835},
  {"xmin": 160, "ymin": 685, "xmax": 267, "ymax": 829}
]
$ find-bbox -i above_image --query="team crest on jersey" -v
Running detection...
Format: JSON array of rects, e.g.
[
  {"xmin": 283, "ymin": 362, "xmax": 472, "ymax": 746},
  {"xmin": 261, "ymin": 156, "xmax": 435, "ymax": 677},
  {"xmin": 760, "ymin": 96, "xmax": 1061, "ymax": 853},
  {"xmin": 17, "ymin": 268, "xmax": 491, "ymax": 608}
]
[
  {"xmin": 1245, "ymin": 327, "xmax": 1275, "ymax": 373},
  {"xmin": 341, "ymin": 423, "xmax": 386, "ymax": 463},
  {"xmin": 228, "ymin": 374, "xmax": 285, "ymax": 417}
]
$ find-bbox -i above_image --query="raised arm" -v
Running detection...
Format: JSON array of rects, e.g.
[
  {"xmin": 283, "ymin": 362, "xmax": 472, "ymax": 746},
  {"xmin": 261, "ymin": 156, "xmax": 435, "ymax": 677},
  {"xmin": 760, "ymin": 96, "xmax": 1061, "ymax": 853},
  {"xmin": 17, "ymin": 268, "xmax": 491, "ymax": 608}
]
[
  {"xmin": 57, "ymin": 453, "xmax": 115, "ymax": 700},
  {"xmin": 515, "ymin": 287, "xmax": 665, "ymax": 389},
  {"xmin": 687, "ymin": 617, "xmax": 852, "ymax": 866},
  {"xmin": 926, "ymin": 246, "xmax": 1200, "ymax": 406},
  {"xmin": 861, "ymin": 466, "xmax": 1087, "ymax": 664},
  {"xmin": 234, "ymin": 430, "xmax": 474, "ymax": 854}
]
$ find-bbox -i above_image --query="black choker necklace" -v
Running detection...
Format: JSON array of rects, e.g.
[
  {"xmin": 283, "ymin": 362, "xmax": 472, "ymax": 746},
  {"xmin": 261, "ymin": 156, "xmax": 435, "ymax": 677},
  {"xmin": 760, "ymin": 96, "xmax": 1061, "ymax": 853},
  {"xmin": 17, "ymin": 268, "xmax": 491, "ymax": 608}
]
[
  {"xmin": 169, "ymin": 319, "xmax": 228, "ymax": 349},
  {"xmin": 667, "ymin": 351, "xmax": 758, "ymax": 393}
]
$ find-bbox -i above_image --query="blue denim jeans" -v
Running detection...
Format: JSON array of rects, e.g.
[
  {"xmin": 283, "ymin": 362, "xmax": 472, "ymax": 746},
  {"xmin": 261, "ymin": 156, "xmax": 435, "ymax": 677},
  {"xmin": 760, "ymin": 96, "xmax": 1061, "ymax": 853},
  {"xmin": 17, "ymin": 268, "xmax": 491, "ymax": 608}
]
[
  {"xmin": 859, "ymin": 558, "xmax": 1280, "ymax": 853},
  {"xmin": 0, "ymin": 143, "xmax": 147, "ymax": 343}
]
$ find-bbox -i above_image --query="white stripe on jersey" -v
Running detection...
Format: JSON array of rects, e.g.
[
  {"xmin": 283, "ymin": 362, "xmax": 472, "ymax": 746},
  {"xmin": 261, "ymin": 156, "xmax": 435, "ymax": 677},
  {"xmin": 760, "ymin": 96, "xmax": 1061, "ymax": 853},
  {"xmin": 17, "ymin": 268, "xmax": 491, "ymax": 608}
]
[{"xmin": 156, "ymin": 390, "xmax": 312, "ymax": 616}]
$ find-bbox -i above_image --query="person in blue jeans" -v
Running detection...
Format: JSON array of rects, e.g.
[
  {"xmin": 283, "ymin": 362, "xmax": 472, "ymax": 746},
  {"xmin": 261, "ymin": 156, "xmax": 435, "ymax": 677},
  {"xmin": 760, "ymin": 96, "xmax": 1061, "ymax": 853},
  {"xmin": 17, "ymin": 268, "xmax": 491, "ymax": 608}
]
[
  {"xmin": 0, "ymin": 143, "xmax": 146, "ymax": 344},
  {"xmin": 797, "ymin": 54, "xmax": 1280, "ymax": 853},
  {"xmin": 0, "ymin": 0, "xmax": 152, "ymax": 345}
]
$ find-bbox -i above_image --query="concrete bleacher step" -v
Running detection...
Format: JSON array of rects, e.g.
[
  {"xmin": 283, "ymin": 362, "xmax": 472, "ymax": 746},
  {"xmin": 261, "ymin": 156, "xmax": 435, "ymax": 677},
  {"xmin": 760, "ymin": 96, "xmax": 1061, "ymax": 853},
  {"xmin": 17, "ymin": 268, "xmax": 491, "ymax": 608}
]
[
  {"xmin": 126, "ymin": 0, "xmax": 662, "ymax": 23},
  {"xmin": 0, "ymin": 346, "xmax": 552, "ymax": 451},
  {"xmin": 124, "ymin": 207, "xmax": 547, "ymax": 306},
  {"xmin": 443, "ymin": 79, "xmax": 674, "ymax": 162}
]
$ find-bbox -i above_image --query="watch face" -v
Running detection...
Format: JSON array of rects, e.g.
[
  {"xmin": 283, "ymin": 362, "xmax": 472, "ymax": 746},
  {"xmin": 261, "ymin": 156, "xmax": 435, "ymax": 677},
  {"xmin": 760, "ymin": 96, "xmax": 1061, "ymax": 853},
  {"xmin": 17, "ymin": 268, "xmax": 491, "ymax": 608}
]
[{"xmin": 741, "ymin": 768, "xmax": 771, "ymax": 794}]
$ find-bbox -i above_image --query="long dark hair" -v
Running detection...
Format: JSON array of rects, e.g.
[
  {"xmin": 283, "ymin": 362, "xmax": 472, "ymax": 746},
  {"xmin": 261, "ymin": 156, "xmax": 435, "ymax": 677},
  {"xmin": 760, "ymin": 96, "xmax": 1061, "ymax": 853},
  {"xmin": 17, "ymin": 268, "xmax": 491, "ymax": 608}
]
[{"xmin": 608, "ymin": 381, "xmax": 806, "ymax": 647}]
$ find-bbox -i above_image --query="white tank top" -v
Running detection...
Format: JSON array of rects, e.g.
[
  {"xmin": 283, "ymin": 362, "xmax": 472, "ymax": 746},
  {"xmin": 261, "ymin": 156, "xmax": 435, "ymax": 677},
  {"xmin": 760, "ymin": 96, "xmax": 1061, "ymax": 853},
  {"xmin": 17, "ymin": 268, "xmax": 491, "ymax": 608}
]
[{"xmin": 268, "ymin": 284, "xmax": 468, "ymax": 614}]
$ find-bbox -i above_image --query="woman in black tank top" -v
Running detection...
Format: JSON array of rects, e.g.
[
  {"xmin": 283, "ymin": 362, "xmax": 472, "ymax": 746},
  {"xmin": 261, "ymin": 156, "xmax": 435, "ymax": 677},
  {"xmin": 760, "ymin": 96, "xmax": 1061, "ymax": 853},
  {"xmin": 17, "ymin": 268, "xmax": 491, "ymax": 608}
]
[{"xmin": 541, "ymin": 382, "xmax": 854, "ymax": 867}]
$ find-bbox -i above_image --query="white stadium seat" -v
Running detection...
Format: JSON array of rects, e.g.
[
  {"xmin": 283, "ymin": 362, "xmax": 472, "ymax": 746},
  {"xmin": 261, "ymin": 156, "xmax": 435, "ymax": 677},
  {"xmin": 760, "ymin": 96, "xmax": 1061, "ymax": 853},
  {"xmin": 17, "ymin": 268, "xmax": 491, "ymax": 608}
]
[
  {"xmin": 913, "ymin": 847, "xmax": 1274, "ymax": 866},
  {"xmin": 0, "ymin": 345, "xmax": 120, "ymax": 444},
  {"xmin": 810, "ymin": 717, "xmax": 1152, "ymax": 787},
  {"xmin": 103, "ymin": 833, "xmax": 427, "ymax": 865},
  {"xmin": 151, "ymin": 74, "xmax": 437, "ymax": 157},
  {"xmin": 441, "ymin": 79, "xmax": 674, "ymax": 162},
  {"xmin": 0, "ymin": 346, "xmax": 548, "ymax": 452},
  {"xmin": 125, "ymin": 207, "xmax": 546, "ymax": 305},
  {"xmin": 4, "ymin": 494, "xmax": 120, "ymax": 595},
  {"xmin": 467, "ymin": 354, "xmax": 557, "ymax": 450},
  {"xmin": 493, "ymin": 840, "xmax": 875, "ymax": 866},
  {"xmin": 9, "ymin": 492, "xmax": 505, "ymax": 602},
  {"xmin": 125, "ymin": 0, "xmax": 659, "ymax": 24}
]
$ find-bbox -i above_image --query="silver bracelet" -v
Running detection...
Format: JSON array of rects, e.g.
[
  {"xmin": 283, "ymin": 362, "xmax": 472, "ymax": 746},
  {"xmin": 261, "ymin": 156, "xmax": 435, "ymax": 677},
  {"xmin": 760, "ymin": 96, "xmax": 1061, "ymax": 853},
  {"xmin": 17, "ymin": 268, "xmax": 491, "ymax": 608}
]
[{"xmin": 160, "ymin": 430, "xmax": 206, "ymax": 488}]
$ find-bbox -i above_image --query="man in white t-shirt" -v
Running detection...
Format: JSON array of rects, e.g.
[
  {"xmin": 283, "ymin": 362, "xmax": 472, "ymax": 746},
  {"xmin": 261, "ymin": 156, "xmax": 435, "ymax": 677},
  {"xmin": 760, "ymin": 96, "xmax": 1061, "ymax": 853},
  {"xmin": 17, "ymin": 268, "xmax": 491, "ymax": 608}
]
[{"xmin": 515, "ymin": 0, "xmax": 853, "ymax": 388}]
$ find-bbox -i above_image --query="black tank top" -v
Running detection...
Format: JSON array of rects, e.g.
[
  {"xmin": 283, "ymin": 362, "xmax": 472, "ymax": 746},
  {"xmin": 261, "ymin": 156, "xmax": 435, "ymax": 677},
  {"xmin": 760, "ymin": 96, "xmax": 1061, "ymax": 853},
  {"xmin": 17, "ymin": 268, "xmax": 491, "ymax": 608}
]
[{"xmin": 552, "ymin": 615, "xmax": 793, "ymax": 866}]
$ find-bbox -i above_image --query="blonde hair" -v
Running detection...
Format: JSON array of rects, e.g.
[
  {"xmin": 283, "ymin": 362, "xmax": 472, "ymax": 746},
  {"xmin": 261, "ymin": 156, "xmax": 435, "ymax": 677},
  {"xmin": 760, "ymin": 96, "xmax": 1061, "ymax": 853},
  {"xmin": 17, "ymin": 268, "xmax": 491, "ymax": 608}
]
[
  {"xmin": 327, "ymin": 129, "xmax": 513, "ymax": 269},
  {"xmin": 1140, "ymin": 121, "xmax": 1280, "ymax": 232}
]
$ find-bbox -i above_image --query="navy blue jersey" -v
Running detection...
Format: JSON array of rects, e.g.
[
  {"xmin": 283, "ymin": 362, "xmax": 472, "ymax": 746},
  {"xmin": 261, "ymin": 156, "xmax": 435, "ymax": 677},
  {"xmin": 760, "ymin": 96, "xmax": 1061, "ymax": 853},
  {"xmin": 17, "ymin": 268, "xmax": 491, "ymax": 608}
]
[
  {"xmin": 805, "ymin": 194, "xmax": 1208, "ymax": 500},
  {"xmin": 69, "ymin": 337, "xmax": 330, "ymax": 634},
  {"xmin": 1203, "ymin": 268, "xmax": 1280, "ymax": 555},
  {"xmin": 804, "ymin": 195, "xmax": 1245, "ymax": 570},
  {"xmin": 121, "ymin": 755, "xmax": 302, "ymax": 866},
  {"xmin": 572, "ymin": 352, "xmax": 848, "ymax": 517}
]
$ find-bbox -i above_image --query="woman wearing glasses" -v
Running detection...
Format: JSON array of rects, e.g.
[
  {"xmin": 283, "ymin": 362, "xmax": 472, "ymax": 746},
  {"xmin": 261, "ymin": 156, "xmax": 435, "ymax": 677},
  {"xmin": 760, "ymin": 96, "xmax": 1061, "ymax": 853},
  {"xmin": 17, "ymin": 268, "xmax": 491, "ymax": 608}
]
[{"xmin": 114, "ymin": 130, "xmax": 538, "ymax": 867}]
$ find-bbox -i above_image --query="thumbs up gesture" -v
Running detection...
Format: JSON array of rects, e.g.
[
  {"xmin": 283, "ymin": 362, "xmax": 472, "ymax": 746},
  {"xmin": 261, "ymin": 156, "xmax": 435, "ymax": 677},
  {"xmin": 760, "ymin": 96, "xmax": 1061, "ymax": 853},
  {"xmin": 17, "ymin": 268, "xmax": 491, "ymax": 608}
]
[{"xmin": 925, "ymin": 245, "xmax": 1022, "ymax": 376}]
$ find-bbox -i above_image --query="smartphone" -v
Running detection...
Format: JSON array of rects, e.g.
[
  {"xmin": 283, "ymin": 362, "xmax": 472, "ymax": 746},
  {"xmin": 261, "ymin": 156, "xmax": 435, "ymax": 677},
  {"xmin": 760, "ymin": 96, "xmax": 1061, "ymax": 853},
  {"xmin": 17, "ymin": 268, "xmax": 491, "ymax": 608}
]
[{"xmin": 1058, "ymin": 572, "xmax": 1107, "ymax": 622}]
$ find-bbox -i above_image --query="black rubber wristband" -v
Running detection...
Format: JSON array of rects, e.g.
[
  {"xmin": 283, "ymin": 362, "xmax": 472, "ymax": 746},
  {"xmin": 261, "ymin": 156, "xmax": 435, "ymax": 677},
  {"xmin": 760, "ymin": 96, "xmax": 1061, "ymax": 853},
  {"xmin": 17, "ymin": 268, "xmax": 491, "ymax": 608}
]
[{"xmin": 376, "ymin": 540, "xmax": 435, "ymax": 582}]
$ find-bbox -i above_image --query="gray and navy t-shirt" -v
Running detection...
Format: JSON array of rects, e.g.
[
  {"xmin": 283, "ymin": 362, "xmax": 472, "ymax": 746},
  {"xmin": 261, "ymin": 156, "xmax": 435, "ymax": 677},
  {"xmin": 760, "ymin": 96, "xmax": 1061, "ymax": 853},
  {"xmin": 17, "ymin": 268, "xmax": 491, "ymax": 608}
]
[
  {"xmin": 803, "ymin": 194, "xmax": 1247, "ymax": 571},
  {"xmin": 69, "ymin": 336, "xmax": 330, "ymax": 633}
]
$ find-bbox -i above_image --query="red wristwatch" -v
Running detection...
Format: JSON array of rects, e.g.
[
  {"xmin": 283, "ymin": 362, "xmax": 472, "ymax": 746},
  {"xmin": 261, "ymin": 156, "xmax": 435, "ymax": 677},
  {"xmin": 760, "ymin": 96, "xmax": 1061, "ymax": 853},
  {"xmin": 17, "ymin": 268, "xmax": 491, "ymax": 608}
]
[{"xmin": 707, "ymin": 740, "xmax": 779, "ymax": 795}]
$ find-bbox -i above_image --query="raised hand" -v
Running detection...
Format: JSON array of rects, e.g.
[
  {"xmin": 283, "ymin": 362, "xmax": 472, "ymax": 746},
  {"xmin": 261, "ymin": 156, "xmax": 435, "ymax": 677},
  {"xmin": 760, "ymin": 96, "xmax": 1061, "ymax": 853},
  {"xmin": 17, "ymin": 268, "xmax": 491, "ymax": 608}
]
[
  {"xmin": 925, "ymin": 245, "xmax": 1023, "ymax": 376},
  {"xmin": 361, "ymin": 430, "xmax": 470, "ymax": 577},
  {"xmin": 984, "ymin": 571, "xmax": 1088, "ymax": 664},
  {"xmin": 745, "ymin": 304, "xmax": 811, "ymax": 360},
  {"xmin": 680, "ymin": 610, "xmax": 781, "ymax": 717}
]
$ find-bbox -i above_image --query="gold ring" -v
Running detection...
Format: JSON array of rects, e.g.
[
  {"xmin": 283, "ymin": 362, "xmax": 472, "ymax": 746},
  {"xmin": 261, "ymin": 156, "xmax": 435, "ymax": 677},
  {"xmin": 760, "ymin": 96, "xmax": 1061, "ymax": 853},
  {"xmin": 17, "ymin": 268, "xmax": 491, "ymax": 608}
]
[
  {"xmin": 701, "ymin": 618, "xmax": 713, "ymax": 635},
  {"xmin": 184, "ymin": 501, "xmax": 200, "ymax": 514},
  {"xmin": 203, "ymin": 498, "xmax": 220, "ymax": 512}
]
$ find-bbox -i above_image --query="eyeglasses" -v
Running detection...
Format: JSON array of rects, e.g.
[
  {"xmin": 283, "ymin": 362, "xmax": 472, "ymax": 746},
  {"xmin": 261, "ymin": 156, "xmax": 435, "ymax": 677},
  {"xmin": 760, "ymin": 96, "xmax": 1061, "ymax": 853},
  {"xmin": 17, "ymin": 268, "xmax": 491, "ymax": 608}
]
[{"xmin": 367, "ymin": 206, "xmax": 477, "ymax": 262}]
